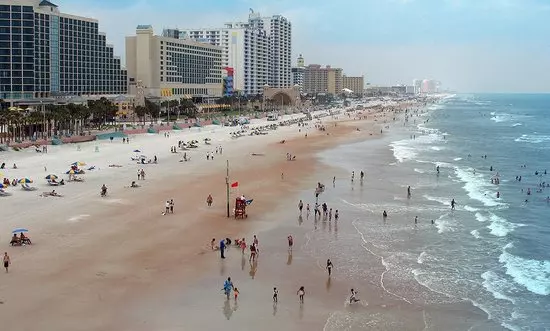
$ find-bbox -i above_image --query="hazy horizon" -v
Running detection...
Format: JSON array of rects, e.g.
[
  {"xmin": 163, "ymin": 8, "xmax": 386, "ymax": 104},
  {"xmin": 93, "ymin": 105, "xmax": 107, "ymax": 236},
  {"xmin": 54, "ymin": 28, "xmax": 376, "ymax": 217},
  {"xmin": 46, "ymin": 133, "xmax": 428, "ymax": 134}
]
[{"xmin": 55, "ymin": 0, "xmax": 550, "ymax": 93}]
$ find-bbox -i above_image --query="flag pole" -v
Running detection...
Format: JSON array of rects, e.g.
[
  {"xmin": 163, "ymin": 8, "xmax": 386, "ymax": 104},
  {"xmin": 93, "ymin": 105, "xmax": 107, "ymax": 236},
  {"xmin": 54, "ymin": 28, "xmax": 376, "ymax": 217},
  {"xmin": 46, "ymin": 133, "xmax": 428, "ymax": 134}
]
[{"xmin": 226, "ymin": 160, "xmax": 230, "ymax": 218}]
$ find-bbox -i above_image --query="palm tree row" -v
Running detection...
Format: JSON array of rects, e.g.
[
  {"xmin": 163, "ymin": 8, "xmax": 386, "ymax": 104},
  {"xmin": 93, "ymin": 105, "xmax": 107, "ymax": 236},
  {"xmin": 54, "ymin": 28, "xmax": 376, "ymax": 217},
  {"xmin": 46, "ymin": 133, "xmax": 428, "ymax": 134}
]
[{"xmin": 0, "ymin": 97, "xmax": 117, "ymax": 144}]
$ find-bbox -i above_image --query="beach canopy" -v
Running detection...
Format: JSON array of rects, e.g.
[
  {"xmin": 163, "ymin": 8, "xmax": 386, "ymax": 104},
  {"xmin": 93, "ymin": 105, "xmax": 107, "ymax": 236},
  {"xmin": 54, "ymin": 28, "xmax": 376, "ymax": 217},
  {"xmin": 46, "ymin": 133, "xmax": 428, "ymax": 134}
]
[
  {"xmin": 71, "ymin": 161, "xmax": 86, "ymax": 166},
  {"xmin": 12, "ymin": 228, "xmax": 28, "ymax": 233},
  {"xmin": 45, "ymin": 174, "xmax": 58, "ymax": 180},
  {"xmin": 18, "ymin": 178, "xmax": 33, "ymax": 184}
]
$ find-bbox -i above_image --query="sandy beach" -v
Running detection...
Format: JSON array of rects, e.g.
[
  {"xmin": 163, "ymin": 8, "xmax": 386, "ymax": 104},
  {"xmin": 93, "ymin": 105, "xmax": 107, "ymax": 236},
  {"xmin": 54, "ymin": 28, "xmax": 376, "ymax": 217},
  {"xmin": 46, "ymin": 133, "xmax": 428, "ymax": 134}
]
[
  {"xmin": 3, "ymin": 99, "xmax": 498, "ymax": 331},
  {"xmin": 0, "ymin": 104, "xmax": 406, "ymax": 330}
]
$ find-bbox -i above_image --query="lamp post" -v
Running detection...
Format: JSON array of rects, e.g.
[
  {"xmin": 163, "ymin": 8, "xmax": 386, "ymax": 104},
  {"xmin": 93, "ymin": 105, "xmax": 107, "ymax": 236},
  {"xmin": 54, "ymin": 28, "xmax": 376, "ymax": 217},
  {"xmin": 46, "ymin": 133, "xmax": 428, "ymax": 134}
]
[{"xmin": 226, "ymin": 160, "xmax": 230, "ymax": 218}]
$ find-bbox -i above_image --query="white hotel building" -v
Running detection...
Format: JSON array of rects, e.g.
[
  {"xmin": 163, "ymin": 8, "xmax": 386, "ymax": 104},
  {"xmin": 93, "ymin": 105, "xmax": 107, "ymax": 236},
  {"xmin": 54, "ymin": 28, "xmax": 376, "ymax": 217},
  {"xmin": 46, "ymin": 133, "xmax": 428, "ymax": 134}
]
[{"xmin": 169, "ymin": 11, "xmax": 291, "ymax": 96}]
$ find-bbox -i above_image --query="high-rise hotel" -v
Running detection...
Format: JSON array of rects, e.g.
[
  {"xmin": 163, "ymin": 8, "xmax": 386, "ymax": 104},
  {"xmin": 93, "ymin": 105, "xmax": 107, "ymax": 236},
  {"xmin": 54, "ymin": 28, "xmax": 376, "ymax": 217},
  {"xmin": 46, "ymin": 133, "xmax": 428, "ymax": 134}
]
[
  {"xmin": 0, "ymin": 0, "xmax": 127, "ymax": 101},
  {"xmin": 170, "ymin": 10, "xmax": 292, "ymax": 96}
]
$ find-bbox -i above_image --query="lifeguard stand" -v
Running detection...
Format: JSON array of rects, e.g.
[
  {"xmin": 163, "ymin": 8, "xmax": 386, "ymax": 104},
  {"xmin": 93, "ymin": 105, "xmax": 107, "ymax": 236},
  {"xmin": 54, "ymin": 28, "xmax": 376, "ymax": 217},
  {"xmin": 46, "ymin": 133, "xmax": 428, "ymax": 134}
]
[{"xmin": 235, "ymin": 198, "xmax": 247, "ymax": 219}]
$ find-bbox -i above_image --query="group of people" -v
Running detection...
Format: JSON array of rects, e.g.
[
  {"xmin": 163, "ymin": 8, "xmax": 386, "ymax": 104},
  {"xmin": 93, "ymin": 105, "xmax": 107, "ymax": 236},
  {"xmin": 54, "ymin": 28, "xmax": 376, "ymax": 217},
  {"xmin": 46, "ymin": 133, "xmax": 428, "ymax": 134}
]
[
  {"xmin": 163, "ymin": 199, "xmax": 175, "ymax": 216},
  {"xmin": 9, "ymin": 232, "xmax": 32, "ymax": 246}
]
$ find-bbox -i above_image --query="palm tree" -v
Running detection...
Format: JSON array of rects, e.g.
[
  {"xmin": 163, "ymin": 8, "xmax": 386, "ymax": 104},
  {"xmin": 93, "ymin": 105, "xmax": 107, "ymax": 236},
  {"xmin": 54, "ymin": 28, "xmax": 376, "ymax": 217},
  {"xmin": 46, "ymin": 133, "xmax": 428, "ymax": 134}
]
[
  {"xmin": 134, "ymin": 105, "xmax": 147, "ymax": 124},
  {"xmin": 145, "ymin": 98, "xmax": 160, "ymax": 123}
]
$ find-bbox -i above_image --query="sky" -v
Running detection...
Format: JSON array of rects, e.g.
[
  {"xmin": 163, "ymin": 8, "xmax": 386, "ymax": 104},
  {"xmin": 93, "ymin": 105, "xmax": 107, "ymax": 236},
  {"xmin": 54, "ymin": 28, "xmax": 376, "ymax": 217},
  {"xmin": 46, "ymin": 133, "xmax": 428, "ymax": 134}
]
[{"xmin": 55, "ymin": 0, "xmax": 550, "ymax": 93}]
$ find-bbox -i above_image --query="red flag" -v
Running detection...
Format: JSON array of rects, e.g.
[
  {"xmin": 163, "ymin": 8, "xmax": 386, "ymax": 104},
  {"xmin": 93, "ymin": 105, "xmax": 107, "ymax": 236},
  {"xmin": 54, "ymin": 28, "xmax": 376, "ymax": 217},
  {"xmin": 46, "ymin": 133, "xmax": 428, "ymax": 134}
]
[{"xmin": 231, "ymin": 181, "xmax": 239, "ymax": 188}]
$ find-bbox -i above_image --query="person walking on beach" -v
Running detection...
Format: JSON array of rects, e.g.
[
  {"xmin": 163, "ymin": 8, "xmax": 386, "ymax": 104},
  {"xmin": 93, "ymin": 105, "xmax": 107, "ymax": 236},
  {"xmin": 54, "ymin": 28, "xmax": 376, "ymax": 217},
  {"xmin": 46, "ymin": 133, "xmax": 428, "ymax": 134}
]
[
  {"xmin": 333, "ymin": 176, "xmax": 336, "ymax": 186},
  {"xmin": 141, "ymin": 169, "xmax": 146, "ymax": 180},
  {"xmin": 360, "ymin": 171, "xmax": 364, "ymax": 181},
  {"xmin": 451, "ymin": 199, "xmax": 457, "ymax": 210},
  {"xmin": 233, "ymin": 287, "xmax": 240, "ymax": 302},
  {"xmin": 414, "ymin": 216, "xmax": 418, "ymax": 224},
  {"xmin": 222, "ymin": 277, "xmax": 233, "ymax": 300},
  {"xmin": 170, "ymin": 199, "xmax": 174, "ymax": 213},
  {"xmin": 253, "ymin": 235, "xmax": 259, "ymax": 249},
  {"xmin": 239, "ymin": 238, "xmax": 247, "ymax": 254},
  {"xmin": 249, "ymin": 243, "xmax": 257, "ymax": 262},
  {"xmin": 3, "ymin": 252, "xmax": 10, "ymax": 273},
  {"xmin": 207, "ymin": 194, "xmax": 213, "ymax": 206},
  {"xmin": 298, "ymin": 200, "xmax": 304, "ymax": 214},
  {"xmin": 287, "ymin": 235, "xmax": 294, "ymax": 251},
  {"xmin": 335, "ymin": 210, "xmax": 339, "ymax": 221},
  {"xmin": 351, "ymin": 171, "xmax": 355, "ymax": 182},
  {"xmin": 163, "ymin": 201, "xmax": 170, "ymax": 215},
  {"xmin": 329, "ymin": 208, "xmax": 333, "ymax": 221},
  {"xmin": 407, "ymin": 186, "xmax": 411, "ymax": 198},
  {"xmin": 273, "ymin": 287, "xmax": 279, "ymax": 303},
  {"xmin": 220, "ymin": 239, "xmax": 226, "ymax": 259},
  {"xmin": 306, "ymin": 203, "xmax": 310, "ymax": 217},
  {"xmin": 326, "ymin": 259, "xmax": 333, "ymax": 276},
  {"xmin": 297, "ymin": 286, "xmax": 305, "ymax": 304}
]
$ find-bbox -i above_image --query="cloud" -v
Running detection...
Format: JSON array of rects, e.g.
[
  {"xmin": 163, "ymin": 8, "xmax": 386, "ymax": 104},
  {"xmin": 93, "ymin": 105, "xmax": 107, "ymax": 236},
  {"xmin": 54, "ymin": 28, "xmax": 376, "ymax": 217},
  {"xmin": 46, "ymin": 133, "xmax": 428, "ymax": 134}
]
[{"xmin": 53, "ymin": 0, "xmax": 550, "ymax": 92}]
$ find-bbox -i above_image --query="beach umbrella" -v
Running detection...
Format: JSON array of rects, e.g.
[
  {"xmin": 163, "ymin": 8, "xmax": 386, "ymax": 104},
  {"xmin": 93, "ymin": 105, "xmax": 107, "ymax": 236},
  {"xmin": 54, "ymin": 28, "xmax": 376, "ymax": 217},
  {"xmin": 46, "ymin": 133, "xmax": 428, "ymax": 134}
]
[
  {"xmin": 69, "ymin": 170, "xmax": 75, "ymax": 175},
  {"xmin": 71, "ymin": 161, "xmax": 86, "ymax": 166},
  {"xmin": 0, "ymin": 183, "xmax": 7, "ymax": 189},
  {"xmin": 12, "ymin": 228, "xmax": 29, "ymax": 233},
  {"xmin": 45, "ymin": 174, "xmax": 58, "ymax": 180},
  {"xmin": 133, "ymin": 149, "xmax": 141, "ymax": 153},
  {"xmin": 18, "ymin": 178, "xmax": 33, "ymax": 184}
]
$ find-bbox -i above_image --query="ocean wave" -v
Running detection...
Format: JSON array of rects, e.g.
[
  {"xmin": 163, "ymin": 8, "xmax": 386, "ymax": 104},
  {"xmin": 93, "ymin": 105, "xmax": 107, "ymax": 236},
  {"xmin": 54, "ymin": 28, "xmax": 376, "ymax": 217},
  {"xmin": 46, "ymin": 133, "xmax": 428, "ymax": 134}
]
[
  {"xmin": 475, "ymin": 212, "xmax": 489, "ymax": 222},
  {"xmin": 453, "ymin": 157, "xmax": 462, "ymax": 161},
  {"xmin": 464, "ymin": 205, "xmax": 479, "ymax": 212},
  {"xmin": 390, "ymin": 140, "xmax": 417, "ymax": 163},
  {"xmin": 454, "ymin": 167, "xmax": 504, "ymax": 207},
  {"xmin": 491, "ymin": 114, "xmax": 510, "ymax": 123},
  {"xmin": 481, "ymin": 271, "xmax": 517, "ymax": 304},
  {"xmin": 499, "ymin": 243, "xmax": 550, "ymax": 296},
  {"xmin": 414, "ymin": 168, "xmax": 426, "ymax": 174},
  {"xmin": 423, "ymin": 195, "xmax": 449, "ymax": 206},
  {"xmin": 434, "ymin": 213, "xmax": 456, "ymax": 233},
  {"xmin": 514, "ymin": 134, "xmax": 550, "ymax": 144},
  {"xmin": 486, "ymin": 213, "xmax": 526, "ymax": 237},
  {"xmin": 470, "ymin": 229, "xmax": 481, "ymax": 239},
  {"xmin": 417, "ymin": 251, "xmax": 427, "ymax": 264},
  {"xmin": 511, "ymin": 123, "xmax": 522, "ymax": 127}
]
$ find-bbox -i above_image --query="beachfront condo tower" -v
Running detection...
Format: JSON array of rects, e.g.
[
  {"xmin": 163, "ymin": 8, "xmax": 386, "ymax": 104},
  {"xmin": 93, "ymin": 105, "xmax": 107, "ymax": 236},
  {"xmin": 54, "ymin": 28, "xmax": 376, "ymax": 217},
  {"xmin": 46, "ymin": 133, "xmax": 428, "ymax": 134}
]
[
  {"xmin": 0, "ymin": 0, "xmax": 127, "ymax": 102},
  {"xmin": 168, "ymin": 10, "xmax": 292, "ymax": 96},
  {"xmin": 125, "ymin": 25, "xmax": 223, "ymax": 100}
]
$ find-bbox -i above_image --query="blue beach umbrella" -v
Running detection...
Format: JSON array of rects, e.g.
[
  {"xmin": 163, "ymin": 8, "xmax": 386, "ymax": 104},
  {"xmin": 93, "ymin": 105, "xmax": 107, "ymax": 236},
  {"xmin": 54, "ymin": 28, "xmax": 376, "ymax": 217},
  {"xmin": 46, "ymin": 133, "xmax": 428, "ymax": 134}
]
[
  {"xmin": 12, "ymin": 228, "xmax": 29, "ymax": 233},
  {"xmin": 133, "ymin": 149, "xmax": 141, "ymax": 153},
  {"xmin": 246, "ymin": 199, "xmax": 254, "ymax": 205},
  {"xmin": 0, "ymin": 183, "xmax": 7, "ymax": 189},
  {"xmin": 45, "ymin": 174, "xmax": 58, "ymax": 180}
]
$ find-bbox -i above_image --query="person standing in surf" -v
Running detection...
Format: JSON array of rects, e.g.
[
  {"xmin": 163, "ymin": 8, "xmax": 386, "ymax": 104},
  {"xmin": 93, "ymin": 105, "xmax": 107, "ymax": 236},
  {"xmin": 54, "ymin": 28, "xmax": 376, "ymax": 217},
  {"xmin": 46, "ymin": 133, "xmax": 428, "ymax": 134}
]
[
  {"xmin": 451, "ymin": 199, "xmax": 457, "ymax": 210},
  {"xmin": 326, "ymin": 259, "xmax": 333, "ymax": 276},
  {"xmin": 407, "ymin": 186, "xmax": 412, "ymax": 198},
  {"xmin": 298, "ymin": 200, "xmax": 304, "ymax": 215}
]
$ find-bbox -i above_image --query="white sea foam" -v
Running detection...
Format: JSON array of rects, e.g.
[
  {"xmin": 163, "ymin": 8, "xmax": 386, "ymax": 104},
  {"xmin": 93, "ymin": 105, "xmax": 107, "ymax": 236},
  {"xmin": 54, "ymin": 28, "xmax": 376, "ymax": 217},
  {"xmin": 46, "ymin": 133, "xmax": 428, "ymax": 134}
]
[
  {"xmin": 481, "ymin": 271, "xmax": 517, "ymax": 304},
  {"xmin": 453, "ymin": 157, "xmax": 462, "ymax": 161},
  {"xmin": 455, "ymin": 167, "xmax": 504, "ymax": 207},
  {"xmin": 514, "ymin": 134, "xmax": 550, "ymax": 144},
  {"xmin": 499, "ymin": 243, "xmax": 550, "ymax": 296},
  {"xmin": 68, "ymin": 214, "xmax": 91, "ymax": 223},
  {"xmin": 434, "ymin": 214, "xmax": 455, "ymax": 233},
  {"xmin": 511, "ymin": 123, "xmax": 522, "ymax": 127},
  {"xmin": 390, "ymin": 140, "xmax": 417, "ymax": 163},
  {"xmin": 475, "ymin": 212, "xmax": 489, "ymax": 222},
  {"xmin": 470, "ymin": 229, "xmax": 481, "ymax": 239},
  {"xmin": 491, "ymin": 114, "xmax": 509, "ymax": 123},
  {"xmin": 464, "ymin": 205, "xmax": 479, "ymax": 212},
  {"xmin": 430, "ymin": 146, "xmax": 444, "ymax": 151},
  {"xmin": 486, "ymin": 213, "xmax": 526, "ymax": 237},
  {"xmin": 417, "ymin": 251, "xmax": 427, "ymax": 264},
  {"xmin": 413, "ymin": 168, "xmax": 426, "ymax": 174},
  {"xmin": 423, "ymin": 195, "xmax": 449, "ymax": 206}
]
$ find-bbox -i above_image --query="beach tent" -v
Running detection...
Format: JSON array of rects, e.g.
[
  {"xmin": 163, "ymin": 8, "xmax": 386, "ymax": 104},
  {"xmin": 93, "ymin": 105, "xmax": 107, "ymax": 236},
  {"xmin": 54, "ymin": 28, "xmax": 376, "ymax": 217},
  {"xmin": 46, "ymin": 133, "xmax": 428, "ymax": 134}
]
[
  {"xmin": 212, "ymin": 120, "xmax": 221, "ymax": 125},
  {"xmin": 147, "ymin": 128, "xmax": 157, "ymax": 134}
]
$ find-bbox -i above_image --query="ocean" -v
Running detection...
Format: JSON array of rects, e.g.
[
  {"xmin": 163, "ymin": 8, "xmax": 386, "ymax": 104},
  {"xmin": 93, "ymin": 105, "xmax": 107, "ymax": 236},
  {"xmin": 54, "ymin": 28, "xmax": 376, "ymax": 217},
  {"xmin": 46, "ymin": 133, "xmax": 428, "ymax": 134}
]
[{"xmin": 310, "ymin": 94, "xmax": 550, "ymax": 330}]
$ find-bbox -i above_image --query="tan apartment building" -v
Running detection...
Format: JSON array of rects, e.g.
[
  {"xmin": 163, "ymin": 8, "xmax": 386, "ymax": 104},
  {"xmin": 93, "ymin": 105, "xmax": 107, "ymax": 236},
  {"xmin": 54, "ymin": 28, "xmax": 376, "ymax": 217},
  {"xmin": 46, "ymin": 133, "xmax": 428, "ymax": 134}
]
[
  {"xmin": 125, "ymin": 25, "xmax": 223, "ymax": 99},
  {"xmin": 302, "ymin": 64, "xmax": 343, "ymax": 95},
  {"xmin": 343, "ymin": 75, "xmax": 365, "ymax": 96}
]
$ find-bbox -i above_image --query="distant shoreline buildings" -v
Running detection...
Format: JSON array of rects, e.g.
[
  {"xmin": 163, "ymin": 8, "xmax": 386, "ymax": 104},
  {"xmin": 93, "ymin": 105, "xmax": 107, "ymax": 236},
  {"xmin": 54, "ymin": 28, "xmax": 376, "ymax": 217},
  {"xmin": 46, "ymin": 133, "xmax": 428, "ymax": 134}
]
[
  {"xmin": 0, "ymin": 0, "xmax": 127, "ymax": 102},
  {"xmin": 0, "ymin": 1, "xmax": 433, "ymax": 106}
]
